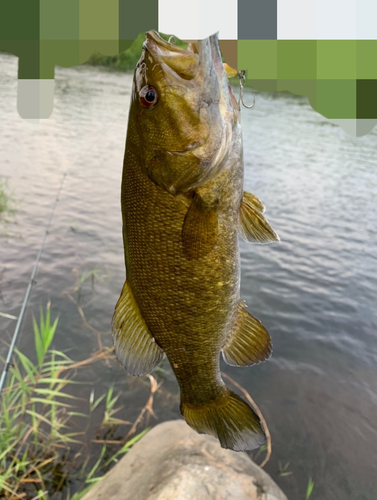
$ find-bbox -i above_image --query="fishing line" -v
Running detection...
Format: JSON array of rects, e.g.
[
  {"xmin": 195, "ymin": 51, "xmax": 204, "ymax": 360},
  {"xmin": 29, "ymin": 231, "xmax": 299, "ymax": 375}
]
[
  {"xmin": 0, "ymin": 173, "xmax": 67, "ymax": 395},
  {"xmin": 0, "ymin": 85, "xmax": 129, "ymax": 395}
]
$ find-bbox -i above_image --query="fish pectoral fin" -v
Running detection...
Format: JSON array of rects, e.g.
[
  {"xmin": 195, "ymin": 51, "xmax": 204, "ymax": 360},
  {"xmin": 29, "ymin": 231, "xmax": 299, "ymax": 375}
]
[
  {"xmin": 112, "ymin": 281, "xmax": 163, "ymax": 376},
  {"xmin": 222, "ymin": 301, "xmax": 272, "ymax": 366},
  {"xmin": 182, "ymin": 193, "xmax": 218, "ymax": 260},
  {"xmin": 239, "ymin": 191, "xmax": 280, "ymax": 244},
  {"xmin": 243, "ymin": 190, "xmax": 266, "ymax": 213}
]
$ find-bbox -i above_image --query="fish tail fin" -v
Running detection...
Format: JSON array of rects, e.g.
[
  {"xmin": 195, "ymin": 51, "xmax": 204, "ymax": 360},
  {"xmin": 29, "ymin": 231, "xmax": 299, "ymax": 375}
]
[{"xmin": 181, "ymin": 389, "xmax": 266, "ymax": 452}]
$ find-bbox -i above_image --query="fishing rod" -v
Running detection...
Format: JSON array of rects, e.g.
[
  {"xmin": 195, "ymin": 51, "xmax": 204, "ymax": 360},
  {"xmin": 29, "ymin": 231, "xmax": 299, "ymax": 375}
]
[{"xmin": 0, "ymin": 173, "xmax": 67, "ymax": 395}]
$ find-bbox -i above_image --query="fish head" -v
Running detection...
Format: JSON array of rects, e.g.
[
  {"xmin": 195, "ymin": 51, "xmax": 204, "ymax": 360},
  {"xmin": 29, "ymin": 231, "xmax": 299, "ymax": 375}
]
[{"xmin": 129, "ymin": 30, "xmax": 240, "ymax": 194}]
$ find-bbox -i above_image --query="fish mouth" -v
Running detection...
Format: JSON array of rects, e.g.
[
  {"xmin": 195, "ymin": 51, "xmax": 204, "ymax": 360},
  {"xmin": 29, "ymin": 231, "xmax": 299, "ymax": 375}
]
[
  {"xmin": 144, "ymin": 31, "xmax": 199, "ymax": 80},
  {"xmin": 144, "ymin": 30, "xmax": 187, "ymax": 56}
]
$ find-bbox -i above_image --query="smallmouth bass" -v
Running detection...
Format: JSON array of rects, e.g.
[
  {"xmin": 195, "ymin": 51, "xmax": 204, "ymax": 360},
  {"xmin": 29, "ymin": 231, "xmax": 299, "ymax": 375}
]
[{"xmin": 112, "ymin": 30, "xmax": 279, "ymax": 451}]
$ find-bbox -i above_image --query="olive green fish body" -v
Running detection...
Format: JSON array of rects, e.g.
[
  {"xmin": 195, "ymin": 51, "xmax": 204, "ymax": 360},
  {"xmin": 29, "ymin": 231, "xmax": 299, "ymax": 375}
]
[
  {"xmin": 123, "ymin": 120, "xmax": 243, "ymax": 406},
  {"xmin": 112, "ymin": 31, "xmax": 279, "ymax": 451}
]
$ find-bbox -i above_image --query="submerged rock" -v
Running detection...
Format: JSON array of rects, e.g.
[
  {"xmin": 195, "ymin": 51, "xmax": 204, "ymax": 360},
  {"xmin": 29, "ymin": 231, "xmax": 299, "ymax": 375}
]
[{"xmin": 83, "ymin": 420, "xmax": 288, "ymax": 500}]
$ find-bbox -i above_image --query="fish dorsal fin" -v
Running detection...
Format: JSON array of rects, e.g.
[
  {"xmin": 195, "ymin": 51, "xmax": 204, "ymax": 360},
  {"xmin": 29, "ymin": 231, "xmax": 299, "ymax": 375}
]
[
  {"xmin": 112, "ymin": 281, "xmax": 163, "ymax": 376},
  {"xmin": 222, "ymin": 301, "xmax": 272, "ymax": 366},
  {"xmin": 239, "ymin": 191, "xmax": 280, "ymax": 244},
  {"xmin": 182, "ymin": 193, "xmax": 218, "ymax": 260}
]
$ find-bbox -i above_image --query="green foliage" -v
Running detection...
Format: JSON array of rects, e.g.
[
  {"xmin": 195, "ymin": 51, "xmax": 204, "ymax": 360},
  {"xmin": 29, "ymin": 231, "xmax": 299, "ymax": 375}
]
[
  {"xmin": 86, "ymin": 32, "xmax": 188, "ymax": 72},
  {"xmin": 0, "ymin": 304, "xmax": 148, "ymax": 500},
  {"xmin": 33, "ymin": 303, "xmax": 59, "ymax": 367},
  {"xmin": 252, "ymin": 442, "xmax": 268, "ymax": 461},
  {"xmin": 72, "ymin": 266, "xmax": 108, "ymax": 294},
  {"xmin": 0, "ymin": 179, "xmax": 15, "ymax": 217},
  {"xmin": 278, "ymin": 460, "xmax": 293, "ymax": 477}
]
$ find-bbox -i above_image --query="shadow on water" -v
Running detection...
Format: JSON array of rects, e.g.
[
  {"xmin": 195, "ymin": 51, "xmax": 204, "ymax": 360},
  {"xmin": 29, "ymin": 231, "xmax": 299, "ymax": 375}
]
[{"xmin": 1, "ymin": 52, "xmax": 377, "ymax": 499}]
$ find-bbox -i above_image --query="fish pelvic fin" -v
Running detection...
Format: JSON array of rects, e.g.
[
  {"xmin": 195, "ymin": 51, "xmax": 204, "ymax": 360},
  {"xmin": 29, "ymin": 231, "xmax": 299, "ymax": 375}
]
[
  {"xmin": 182, "ymin": 193, "xmax": 218, "ymax": 260},
  {"xmin": 181, "ymin": 389, "xmax": 266, "ymax": 451},
  {"xmin": 222, "ymin": 300, "xmax": 272, "ymax": 367},
  {"xmin": 112, "ymin": 281, "xmax": 163, "ymax": 376},
  {"xmin": 239, "ymin": 191, "xmax": 280, "ymax": 244}
]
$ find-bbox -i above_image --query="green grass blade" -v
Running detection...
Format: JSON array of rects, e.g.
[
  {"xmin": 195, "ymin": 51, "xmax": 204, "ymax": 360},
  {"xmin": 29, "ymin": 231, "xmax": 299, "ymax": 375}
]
[
  {"xmin": 40, "ymin": 305, "xmax": 45, "ymax": 337},
  {"xmin": 33, "ymin": 388, "xmax": 79, "ymax": 400},
  {"xmin": 67, "ymin": 412, "xmax": 90, "ymax": 418},
  {"xmin": 69, "ymin": 484, "xmax": 96, "ymax": 500},
  {"xmin": 30, "ymin": 397, "xmax": 73, "ymax": 408},
  {"xmin": 86, "ymin": 445, "xmax": 106, "ymax": 481},
  {"xmin": 45, "ymin": 350, "xmax": 73, "ymax": 361},
  {"xmin": 89, "ymin": 392, "xmax": 106, "ymax": 413},
  {"xmin": 306, "ymin": 478, "xmax": 315, "ymax": 499},
  {"xmin": 0, "ymin": 312, "xmax": 17, "ymax": 320},
  {"xmin": 9, "ymin": 362, "xmax": 30, "ymax": 397},
  {"xmin": 102, "ymin": 428, "xmax": 149, "ymax": 468},
  {"xmin": 14, "ymin": 349, "xmax": 37, "ymax": 383},
  {"xmin": 44, "ymin": 311, "xmax": 58, "ymax": 353},
  {"xmin": 37, "ymin": 377, "xmax": 79, "ymax": 385},
  {"xmin": 33, "ymin": 314, "xmax": 43, "ymax": 367},
  {"xmin": 26, "ymin": 409, "xmax": 55, "ymax": 428}
]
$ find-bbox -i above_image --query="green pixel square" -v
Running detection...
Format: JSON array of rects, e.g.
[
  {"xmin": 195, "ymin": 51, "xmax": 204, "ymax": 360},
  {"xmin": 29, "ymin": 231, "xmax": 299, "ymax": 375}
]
[
  {"xmin": 13, "ymin": 39, "xmax": 41, "ymax": 79},
  {"xmin": 356, "ymin": 41, "xmax": 377, "ymax": 80},
  {"xmin": 238, "ymin": 40, "xmax": 277, "ymax": 80},
  {"xmin": 317, "ymin": 41, "xmax": 357, "ymax": 80},
  {"xmin": 0, "ymin": 0, "xmax": 39, "ymax": 40},
  {"xmin": 40, "ymin": 0, "xmax": 79, "ymax": 41},
  {"xmin": 316, "ymin": 79, "xmax": 357, "ymax": 119},
  {"xmin": 357, "ymin": 79, "xmax": 377, "ymax": 119},
  {"xmin": 79, "ymin": 0, "xmax": 119, "ymax": 40},
  {"xmin": 278, "ymin": 40, "xmax": 316, "ymax": 80}
]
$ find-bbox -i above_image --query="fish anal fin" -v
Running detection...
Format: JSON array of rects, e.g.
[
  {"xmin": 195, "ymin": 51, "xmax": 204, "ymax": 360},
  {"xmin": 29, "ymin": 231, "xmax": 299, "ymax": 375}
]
[
  {"xmin": 112, "ymin": 281, "xmax": 163, "ymax": 376},
  {"xmin": 222, "ymin": 301, "xmax": 272, "ymax": 366},
  {"xmin": 182, "ymin": 193, "xmax": 218, "ymax": 260},
  {"xmin": 239, "ymin": 193, "xmax": 280, "ymax": 244}
]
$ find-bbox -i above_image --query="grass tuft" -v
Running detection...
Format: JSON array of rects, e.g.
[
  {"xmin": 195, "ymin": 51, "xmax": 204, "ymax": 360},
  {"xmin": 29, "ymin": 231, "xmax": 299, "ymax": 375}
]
[{"xmin": 0, "ymin": 304, "xmax": 150, "ymax": 499}]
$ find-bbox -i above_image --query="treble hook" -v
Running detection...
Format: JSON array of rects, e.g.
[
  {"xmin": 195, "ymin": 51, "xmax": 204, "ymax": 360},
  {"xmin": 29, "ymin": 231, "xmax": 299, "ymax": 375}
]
[
  {"xmin": 168, "ymin": 35, "xmax": 176, "ymax": 45},
  {"xmin": 238, "ymin": 70, "xmax": 255, "ymax": 109}
]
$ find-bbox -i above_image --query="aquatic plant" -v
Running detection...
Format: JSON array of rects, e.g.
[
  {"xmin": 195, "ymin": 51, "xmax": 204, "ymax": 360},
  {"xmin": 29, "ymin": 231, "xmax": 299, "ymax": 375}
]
[
  {"xmin": 278, "ymin": 460, "xmax": 293, "ymax": 477},
  {"xmin": 0, "ymin": 179, "xmax": 15, "ymax": 217},
  {"xmin": 0, "ymin": 303, "xmax": 150, "ymax": 499}
]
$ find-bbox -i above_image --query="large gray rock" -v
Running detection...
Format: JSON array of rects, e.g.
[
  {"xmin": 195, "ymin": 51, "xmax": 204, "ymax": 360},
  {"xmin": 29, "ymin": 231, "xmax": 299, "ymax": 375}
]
[{"xmin": 83, "ymin": 420, "xmax": 288, "ymax": 500}]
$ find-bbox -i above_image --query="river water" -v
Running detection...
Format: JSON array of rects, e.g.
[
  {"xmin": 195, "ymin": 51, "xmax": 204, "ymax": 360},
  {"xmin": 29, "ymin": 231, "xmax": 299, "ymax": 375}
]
[{"xmin": 1, "ymin": 52, "xmax": 376, "ymax": 500}]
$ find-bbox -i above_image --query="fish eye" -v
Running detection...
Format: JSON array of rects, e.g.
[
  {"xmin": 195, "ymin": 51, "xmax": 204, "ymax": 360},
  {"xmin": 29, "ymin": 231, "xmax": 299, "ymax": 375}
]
[{"xmin": 139, "ymin": 85, "xmax": 158, "ymax": 108}]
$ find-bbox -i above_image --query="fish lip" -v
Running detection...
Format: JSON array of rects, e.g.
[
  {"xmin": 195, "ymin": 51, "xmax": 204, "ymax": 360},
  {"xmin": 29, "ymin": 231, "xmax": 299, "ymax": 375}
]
[
  {"xmin": 143, "ymin": 31, "xmax": 201, "ymax": 81},
  {"xmin": 144, "ymin": 30, "xmax": 188, "ymax": 57}
]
